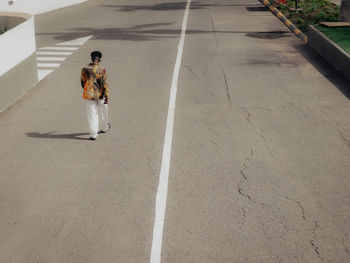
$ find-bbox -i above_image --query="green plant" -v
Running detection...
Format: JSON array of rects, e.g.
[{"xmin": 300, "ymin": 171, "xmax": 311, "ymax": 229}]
[
  {"xmin": 276, "ymin": 0, "xmax": 340, "ymax": 33},
  {"xmin": 280, "ymin": 3, "xmax": 288, "ymax": 12},
  {"xmin": 316, "ymin": 25, "xmax": 350, "ymax": 54},
  {"xmin": 0, "ymin": 25, "xmax": 7, "ymax": 34},
  {"xmin": 316, "ymin": 11, "xmax": 327, "ymax": 20}
]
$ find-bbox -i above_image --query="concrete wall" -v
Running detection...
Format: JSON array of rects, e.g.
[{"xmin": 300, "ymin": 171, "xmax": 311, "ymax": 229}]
[
  {"xmin": 0, "ymin": 53, "xmax": 37, "ymax": 112},
  {"xmin": 0, "ymin": 0, "xmax": 87, "ymax": 15},
  {"xmin": 0, "ymin": 15, "xmax": 25, "ymax": 31},
  {"xmin": 308, "ymin": 25, "xmax": 350, "ymax": 81},
  {"xmin": 0, "ymin": 12, "xmax": 37, "ymax": 111},
  {"xmin": 0, "ymin": 12, "xmax": 36, "ymax": 76}
]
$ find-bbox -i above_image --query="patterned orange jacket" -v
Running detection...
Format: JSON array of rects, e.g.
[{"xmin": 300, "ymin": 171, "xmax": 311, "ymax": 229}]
[{"xmin": 81, "ymin": 62, "xmax": 109, "ymax": 100}]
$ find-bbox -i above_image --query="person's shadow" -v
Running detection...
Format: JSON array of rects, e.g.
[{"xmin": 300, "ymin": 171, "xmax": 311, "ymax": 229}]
[{"xmin": 26, "ymin": 132, "xmax": 90, "ymax": 141}]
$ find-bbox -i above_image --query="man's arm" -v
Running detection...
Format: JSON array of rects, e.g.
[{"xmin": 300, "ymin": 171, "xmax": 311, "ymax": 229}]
[
  {"xmin": 81, "ymin": 68, "xmax": 86, "ymax": 88},
  {"xmin": 102, "ymin": 68, "xmax": 109, "ymax": 103}
]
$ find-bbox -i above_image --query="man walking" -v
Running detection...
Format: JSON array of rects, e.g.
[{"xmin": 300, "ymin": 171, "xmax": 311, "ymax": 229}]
[{"xmin": 81, "ymin": 51, "xmax": 110, "ymax": 140}]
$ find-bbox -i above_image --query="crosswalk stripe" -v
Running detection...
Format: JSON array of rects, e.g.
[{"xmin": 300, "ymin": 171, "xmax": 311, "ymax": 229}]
[
  {"xmin": 36, "ymin": 51, "xmax": 73, "ymax": 56},
  {"xmin": 37, "ymin": 57, "xmax": 66, "ymax": 61},
  {"xmin": 36, "ymin": 35, "xmax": 93, "ymax": 82},
  {"xmin": 37, "ymin": 63, "xmax": 60, "ymax": 68},
  {"xmin": 39, "ymin": 46, "xmax": 79, "ymax": 51},
  {"xmin": 38, "ymin": 69, "xmax": 54, "ymax": 81},
  {"xmin": 57, "ymin": 35, "xmax": 93, "ymax": 46}
]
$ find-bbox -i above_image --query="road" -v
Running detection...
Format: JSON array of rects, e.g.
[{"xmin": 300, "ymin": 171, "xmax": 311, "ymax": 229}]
[{"xmin": 1, "ymin": 0, "xmax": 350, "ymax": 262}]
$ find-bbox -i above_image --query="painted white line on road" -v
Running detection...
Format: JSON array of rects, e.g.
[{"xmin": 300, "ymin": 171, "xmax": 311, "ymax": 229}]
[
  {"xmin": 39, "ymin": 46, "xmax": 79, "ymax": 51},
  {"xmin": 57, "ymin": 35, "xmax": 93, "ymax": 46},
  {"xmin": 37, "ymin": 57, "xmax": 66, "ymax": 61},
  {"xmin": 34, "ymin": 35, "xmax": 93, "ymax": 83},
  {"xmin": 36, "ymin": 51, "xmax": 73, "ymax": 56},
  {"xmin": 38, "ymin": 69, "xmax": 53, "ymax": 81},
  {"xmin": 37, "ymin": 63, "xmax": 60, "ymax": 68},
  {"xmin": 150, "ymin": 0, "xmax": 191, "ymax": 262}
]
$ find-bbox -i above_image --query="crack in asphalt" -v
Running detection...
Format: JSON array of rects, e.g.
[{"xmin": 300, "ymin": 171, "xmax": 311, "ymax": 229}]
[
  {"xmin": 343, "ymin": 236, "xmax": 350, "ymax": 254},
  {"xmin": 284, "ymin": 195, "xmax": 306, "ymax": 221},
  {"xmin": 239, "ymin": 208, "xmax": 247, "ymax": 225},
  {"xmin": 320, "ymin": 109, "xmax": 350, "ymax": 148},
  {"xmin": 253, "ymin": 130, "xmax": 266, "ymax": 141},
  {"xmin": 339, "ymin": 131, "xmax": 350, "ymax": 148},
  {"xmin": 146, "ymin": 155, "xmax": 156, "ymax": 177},
  {"xmin": 183, "ymin": 64, "xmax": 196, "ymax": 76},
  {"xmin": 237, "ymin": 150, "xmax": 255, "ymax": 203},
  {"xmin": 242, "ymin": 208, "xmax": 247, "ymax": 218},
  {"xmin": 320, "ymin": 109, "xmax": 342, "ymax": 129},
  {"xmin": 310, "ymin": 220, "xmax": 323, "ymax": 260},
  {"xmin": 237, "ymin": 105, "xmax": 251, "ymax": 124},
  {"xmin": 238, "ymin": 169, "xmax": 251, "ymax": 201},
  {"xmin": 211, "ymin": 12, "xmax": 232, "ymax": 107},
  {"xmin": 210, "ymin": 15, "xmax": 219, "ymax": 47},
  {"xmin": 221, "ymin": 69, "xmax": 231, "ymax": 105}
]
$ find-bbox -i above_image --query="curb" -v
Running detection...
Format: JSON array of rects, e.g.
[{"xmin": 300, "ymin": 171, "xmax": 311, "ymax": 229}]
[
  {"xmin": 308, "ymin": 25, "xmax": 350, "ymax": 81},
  {"xmin": 259, "ymin": 0, "xmax": 308, "ymax": 43}
]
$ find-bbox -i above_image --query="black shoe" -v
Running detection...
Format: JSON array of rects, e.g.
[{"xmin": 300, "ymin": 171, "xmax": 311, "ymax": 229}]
[
  {"xmin": 100, "ymin": 123, "xmax": 111, "ymax": 133},
  {"xmin": 90, "ymin": 137, "xmax": 96, "ymax": 140}
]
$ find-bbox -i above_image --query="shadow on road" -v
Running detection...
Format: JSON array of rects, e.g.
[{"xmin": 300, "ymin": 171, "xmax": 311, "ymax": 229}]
[
  {"xmin": 101, "ymin": 2, "xmax": 261, "ymax": 12},
  {"xmin": 36, "ymin": 22, "xmax": 290, "ymax": 42},
  {"xmin": 246, "ymin": 6, "xmax": 269, "ymax": 12},
  {"xmin": 26, "ymin": 132, "xmax": 90, "ymax": 141},
  {"xmin": 246, "ymin": 31, "xmax": 290, "ymax": 39},
  {"xmin": 294, "ymin": 44, "xmax": 350, "ymax": 100}
]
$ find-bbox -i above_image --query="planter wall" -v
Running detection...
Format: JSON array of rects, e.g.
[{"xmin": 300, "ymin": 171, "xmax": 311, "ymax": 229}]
[
  {"xmin": 0, "ymin": 15, "xmax": 25, "ymax": 31},
  {"xmin": 308, "ymin": 25, "xmax": 350, "ymax": 81},
  {"xmin": 0, "ymin": 0, "xmax": 87, "ymax": 15},
  {"xmin": 0, "ymin": 12, "xmax": 37, "ymax": 112}
]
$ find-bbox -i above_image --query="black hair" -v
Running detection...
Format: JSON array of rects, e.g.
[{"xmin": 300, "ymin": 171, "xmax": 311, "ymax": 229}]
[{"xmin": 90, "ymin": 51, "xmax": 102, "ymax": 60}]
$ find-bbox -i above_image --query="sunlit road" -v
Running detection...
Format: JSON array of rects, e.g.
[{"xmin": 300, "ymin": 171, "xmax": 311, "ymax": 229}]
[{"xmin": 1, "ymin": 0, "xmax": 350, "ymax": 262}]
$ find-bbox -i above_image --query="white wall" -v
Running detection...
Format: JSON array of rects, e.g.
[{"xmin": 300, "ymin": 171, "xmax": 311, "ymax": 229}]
[
  {"xmin": 0, "ymin": 0, "xmax": 87, "ymax": 15},
  {"xmin": 0, "ymin": 13, "xmax": 36, "ymax": 76}
]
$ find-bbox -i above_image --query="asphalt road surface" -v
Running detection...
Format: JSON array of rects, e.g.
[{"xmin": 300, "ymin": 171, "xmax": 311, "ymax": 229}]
[{"xmin": 1, "ymin": 0, "xmax": 350, "ymax": 262}]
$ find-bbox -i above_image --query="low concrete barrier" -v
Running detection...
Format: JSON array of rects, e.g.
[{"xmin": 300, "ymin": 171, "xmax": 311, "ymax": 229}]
[
  {"xmin": 0, "ymin": 14, "xmax": 25, "ymax": 31},
  {"xmin": 0, "ymin": 0, "xmax": 87, "ymax": 15},
  {"xmin": 0, "ymin": 12, "xmax": 37, "ymax": 112},
  {"xmin": 308, "ymin": 25, "xmax": 350, "ymax": 81}
]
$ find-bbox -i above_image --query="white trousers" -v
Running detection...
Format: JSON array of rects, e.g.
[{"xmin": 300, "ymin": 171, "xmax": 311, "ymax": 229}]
[{"xmin": 86, "ymin": 99, "xmax": 109, "ymax": 138}]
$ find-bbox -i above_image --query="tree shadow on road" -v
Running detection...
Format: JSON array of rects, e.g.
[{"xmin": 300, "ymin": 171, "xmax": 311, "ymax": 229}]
[
  {"xmin": 246, "ymin": 31, "xmax": 290, "ymax": 39},
  {"xmin": 101, "ymin": 1, "xmax": 260, "ymax": 12},
  {"xmin": 294, "ymin": 44, "xmax": 350, "ymax": 100},
  {"xmin": 26, "ymin": 132, "xmax": 90, "ymax": 141},
  {"xmin": 36, "ymin": 22, "xmax": 288, "ymax": 42},
  {"xmin": 36, "ymin": 22, "xmax": 178, "ymax": 42}
]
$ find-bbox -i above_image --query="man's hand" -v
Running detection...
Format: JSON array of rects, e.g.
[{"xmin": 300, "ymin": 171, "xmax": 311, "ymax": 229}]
[{"xmin": 104, "ymin": 98, "xmax": 108, "ymax": 104}]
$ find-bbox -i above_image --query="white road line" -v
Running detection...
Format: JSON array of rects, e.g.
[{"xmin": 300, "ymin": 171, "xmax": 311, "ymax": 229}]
[
  {"xmin": 150, "ymin": 0, "xmax": 191, "ymax": 262},
  {"xmin": 37, "ymin": 69, "xmax": 54, "ymax": 81},
  {"xmin": 57, "ymin": 35, "xmax": 93, "ymax": 46},
  {"xmin": 37, "ymin": 57, "xmax": 66, "ymax": 61},
  {"xmin": 39, "ymin": 46, "xmax": 79, "ymax": 51},
  {"xmin": 37, "ymin": 63, "xmax": 60, "ymax": 68},
  {"xmin": 34, "ymin": 36, "xmax": 94, "ymax": 82},
  {"xmin": 36, "ymin": 51, "xmax": 73, "ymax": 56}
]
